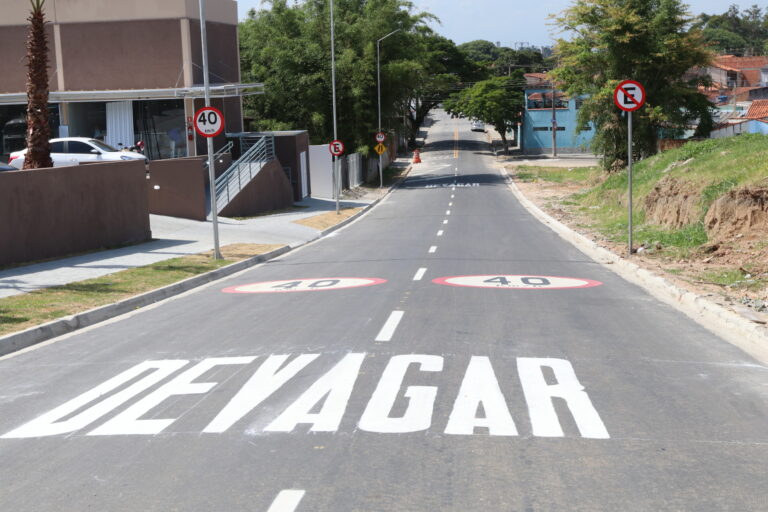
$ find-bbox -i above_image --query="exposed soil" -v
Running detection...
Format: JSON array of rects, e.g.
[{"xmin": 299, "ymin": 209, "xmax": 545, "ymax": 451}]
[
  {"xmin": 705, "ymin": 187, "xmax": 768, "ymax": 241},
  {"xmin": 502, "ymin": 161, "xmax": 768, "ymax": 323},
  {"xmin": 644, "ymin": 177, "xmax": 701, "ymax": 228},
  {"xmin": 292, "ymin": 207, "xmax": 363, "ymax": 230}
]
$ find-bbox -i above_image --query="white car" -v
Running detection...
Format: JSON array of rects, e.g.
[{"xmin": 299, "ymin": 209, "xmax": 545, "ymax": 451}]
[
  {"xmin": 470, "ymin": 120, "xmax": 485, "ymax": 132},
  {"xmin": 8, "ymin": 137, "xmax": 147, "ymax": 169}
]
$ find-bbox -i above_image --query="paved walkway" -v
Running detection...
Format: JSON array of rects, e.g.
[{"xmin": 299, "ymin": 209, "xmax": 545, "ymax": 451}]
[{"xmin": 0, "ymin": 195, "xmax": 379, "ymax": 299}]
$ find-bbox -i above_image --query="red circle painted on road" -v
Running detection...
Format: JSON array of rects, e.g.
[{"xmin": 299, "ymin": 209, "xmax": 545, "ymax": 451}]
[
  {"xmin": 432, "ymin": 275, "xmax": 603, "ymax": 290},
  {"xmin": 223, "ymin": 277, "xmax": 386, "ymax": 294}
]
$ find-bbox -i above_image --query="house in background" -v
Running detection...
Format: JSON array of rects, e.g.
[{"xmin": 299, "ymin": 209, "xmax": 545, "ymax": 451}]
[
  {"xmin": 520, "ymin": 73, "xmax": 594, "ymax": 155},
  {"xmin": 0, "ymin": 0, "xmax": 261, "ymax": 162}
]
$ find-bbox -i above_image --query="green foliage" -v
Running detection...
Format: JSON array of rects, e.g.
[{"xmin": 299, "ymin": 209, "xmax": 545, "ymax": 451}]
[
  {"xmin": 693, "ymin": 4, "xmax": 768, "ymax": 55},
  {"xmin": 239, "ymin": 0, "xmax": 473, "ymax": 152},
  {"xmin": 457, "ymin": 40, "xmax": 546, "ymax": 78},
  {"xmin": 552, "ymin": 0, "xmax": 714, "ymax": 171},
  {"xmin": 443, "ymin": 74, "xmax": 524, "ymax": 150},
  {"xmin": 702, "ymin": 27, "xmax": 746, "ymax": 53}
]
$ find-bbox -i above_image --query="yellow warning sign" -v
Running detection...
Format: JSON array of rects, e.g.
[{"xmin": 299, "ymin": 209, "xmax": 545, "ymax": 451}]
[{"xmin": 374, "ymin": 143, "xmax": 387, "ymax": 155}]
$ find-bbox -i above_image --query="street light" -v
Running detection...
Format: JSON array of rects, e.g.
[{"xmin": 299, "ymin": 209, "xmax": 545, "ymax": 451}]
[{"xmin": 377, "ymin": 28, "xmax": 401, "ymax": 188}]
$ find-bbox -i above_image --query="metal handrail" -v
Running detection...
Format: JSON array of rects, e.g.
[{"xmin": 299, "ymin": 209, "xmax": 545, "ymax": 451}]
[
  {"xmin": 204, "ymin": 141, "xmax": 233, "ymax": 168},
  {"xmin": 214, "ymin": 136, "xmax": 275, "ymax": 212}
]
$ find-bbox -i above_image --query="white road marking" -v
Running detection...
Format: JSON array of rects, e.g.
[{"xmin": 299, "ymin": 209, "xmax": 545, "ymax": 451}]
[
  {"xmin": 413, "ymin": 268, "xmax": 427, "ymax": 281},
  {"xmin": 451, "ymin": 194, "xmax": 455, "ymax": 198},
  {"xmin": 428, "ymin": 246, "xmax": 437, "ymax": 254},
  {"xmin": 375, "ymin": 311, "xmax": 405, "ymax": 342},
  {"xmin": 267, "ymin": 490, "xmax": 306, "ymax": 512},
  {"xmin": 3, "ymin": 355, "xmax": 609, "ymax": 439},
  {"xmin": 446, "ymin": 210, "xmax": 451, "ymax": 215},
  {"xmin": 443, "ymin": 219, "xmax": 448, "ymax": 225},
  {"xmin": 449, "ymin": 202, "xmax": 453, "ymax": 206},
  {"xmin": 437, "ymin": 230, "xmax": 444, "ymax": 237}
]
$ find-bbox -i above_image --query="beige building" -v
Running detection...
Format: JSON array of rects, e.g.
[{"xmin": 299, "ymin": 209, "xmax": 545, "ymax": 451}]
[{"xmin": 0, "ymin": 0, "xmax": 259, "ymax": 160}]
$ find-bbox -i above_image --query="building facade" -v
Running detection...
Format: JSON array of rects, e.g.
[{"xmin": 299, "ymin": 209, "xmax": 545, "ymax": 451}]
[
  {"xmin": 522, "ymin": 88, "xmax": 594, "ymax": 155},
  {"xmin": 0, "ymin": 0, "xmax": 257, "ymax": 161}
]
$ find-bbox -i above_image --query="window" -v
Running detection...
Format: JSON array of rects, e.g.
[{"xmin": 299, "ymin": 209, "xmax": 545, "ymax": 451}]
[
  {"xmin": 89, "ymin": 139, "xmax": 118, "ymax": 152},
  {"xmin": 50, "ymin": 141, "xmax": 65, "ymax": 153},
  {"xmin": 67, "ymin": 141, "xmax": 95, "ymax": 154}
]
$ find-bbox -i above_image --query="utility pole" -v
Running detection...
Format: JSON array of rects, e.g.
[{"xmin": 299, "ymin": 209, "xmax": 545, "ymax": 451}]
[
  {"xmin": 377, "ymin": 29, "xmax": 400, "ymax": 189},
  {"xmin": 199, "ymin": 0, "xmax": 222, "ymax": 259},
  {"xmin": 330, "ymin": 0, "xmax": 339, "ymax": 214},
  {"xmin": 551, "ymin": 79, "xmax": 557, "ymax": 158}
]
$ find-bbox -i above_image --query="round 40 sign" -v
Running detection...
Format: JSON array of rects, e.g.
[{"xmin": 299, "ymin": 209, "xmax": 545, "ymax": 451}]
[
  {"xmin": 194, "ymin": 106, "xmax": 225, "ymax": 138},
  {"xmin": 433, "ymin": 275, "xmax": 603, "ymax": 290}
]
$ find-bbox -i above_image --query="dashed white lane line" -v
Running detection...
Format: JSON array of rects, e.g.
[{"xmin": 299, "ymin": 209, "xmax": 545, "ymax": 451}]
[
  {"xmin": 437, "ymin": 230, "xmax": 444, "ymax": 237},
  {"xmin": 428, "ymin": 246, "xmax": 437, "ymax": 253},
  {"xmin": 267, "ymin": 490, "xmax": 305, "ymax": 512},
  {"xmin": 375, "ymin": 311, "xmax": 405, "ymax": 342},
  {"xmin": 451, "ymin": 194, "xmax": 455, "ymax": 198},
  {"xmin": 446, "ymin": 210, "xmax": 451, "ymax": 215},
  {"xmin": 443, "ymin": 219, "xmax": 448, "ymax": 225},
  {"xmin": 413, "ymin": 267, "xmax": 427, "ymax": 281},
  {"xmin": 449, "ymin": 202, "xmax": 453, "ymax": 206}
]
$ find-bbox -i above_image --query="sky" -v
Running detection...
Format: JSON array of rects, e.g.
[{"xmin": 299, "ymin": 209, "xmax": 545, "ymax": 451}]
[{"xmin": 236, "ymin": 0, "xmax": 743, "ymax": 47}]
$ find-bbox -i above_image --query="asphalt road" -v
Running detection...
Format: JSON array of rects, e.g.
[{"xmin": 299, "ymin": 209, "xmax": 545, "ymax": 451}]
[{"xmin": 1, "ymin": 110, "xmax": 767, "ymax": 511}]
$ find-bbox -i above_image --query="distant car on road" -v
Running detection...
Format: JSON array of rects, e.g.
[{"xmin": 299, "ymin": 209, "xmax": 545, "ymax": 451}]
[
  {"xmin": 470, "ymin": 120, "xmax": 485, "ymax": 132},
  {"xmin": 8, "ymin": 137, "xmax": 148, "ymax": 169}
]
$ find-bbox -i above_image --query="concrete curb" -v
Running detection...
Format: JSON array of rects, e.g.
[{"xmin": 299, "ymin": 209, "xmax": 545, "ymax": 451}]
[
  {"xmin": 0, "ymin": 164, "xmax": 412, "ymax": 358},
  {"xmin": 501, "ymin": 168, "xmax": 768, "ymax": 365}
]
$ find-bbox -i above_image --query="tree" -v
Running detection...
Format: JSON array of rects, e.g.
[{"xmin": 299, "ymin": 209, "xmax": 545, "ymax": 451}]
[
  {"xmin": 239, "ymin": 0, "xmax": 465, "ymax": 154},
  {"xmin": 552, "ymin": 0, "xmax": 714, "ymax": 171},
  {"xmin": 443, "ymin": 74, "xmax": 524, "ymax": 153},
  {"xmin": 23, "ymin": 0, "xmax": 52, "ymax": 170},
  {"xmin": 702, "ymin": 27, "xmax": 747, "ymax": 53}
]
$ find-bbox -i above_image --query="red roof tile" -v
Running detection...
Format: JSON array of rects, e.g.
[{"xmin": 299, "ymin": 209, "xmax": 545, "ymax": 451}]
[{"xmin": 745, "ymin": 99, "xmax": 768, "ymax": 119}]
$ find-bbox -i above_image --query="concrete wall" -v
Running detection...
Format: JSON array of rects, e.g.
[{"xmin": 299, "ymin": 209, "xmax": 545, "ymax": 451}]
[
  {"xmin": 272, "ymin": 132, "xmax": 310, "ymax": 201},
  {"xmin": 219, "ymin": 159, "xmax": 294, "ymax": 218},
  {"xmin": 0, "ymin": 25, "xmax": 55, "ymax": 94},
  {"xmin": 147, "ymin": 157, "xmax": 207, "ymax": 221},
  {"xmin": 309, "ymin": 145, "xmax": 333, "ymax": 199},
  {"xmin": 0, "ymin": 160, "xmax": 150, "ymax": 266}
]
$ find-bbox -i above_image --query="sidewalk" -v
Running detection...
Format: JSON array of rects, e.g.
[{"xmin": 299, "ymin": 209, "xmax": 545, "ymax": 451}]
[{"xmin": 0, "ymin": 194, "xmax": 381, "ymax": 300}]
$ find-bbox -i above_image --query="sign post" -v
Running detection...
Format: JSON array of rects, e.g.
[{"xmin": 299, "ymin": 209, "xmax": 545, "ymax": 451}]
[
  {"xmin": 375, "ymin": 132, "xmax": 386, "ymax": 187},
  {"xmin": 329, "ymin": 140, "xmax": 345, "ymax": 213},
  {"xmin": 197, "ymin": 0, "xmax": 222, "ymax": 260},
  {"xmin": 613, "ymin": 80, "xmax": 646, "ymax": 257}
]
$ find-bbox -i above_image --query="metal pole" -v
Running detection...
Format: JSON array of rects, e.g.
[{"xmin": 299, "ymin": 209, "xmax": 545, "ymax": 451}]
[
  {"xmin": 376, "ymin": 29, "xmax": 400, "ymax": 189},
  {"xmin": 628, "ymin": 110, "xmax": 633, "ymax": 257},
  {"xmin": 199, "ymin": 0, "xmax": 222, "ymax": 259},
  {"xmin": 551, "ymin": 80, "xmax": 557, "ymax": 158},
  {"xmin": 330, "ymin": 0, "xmax": 339, "ymax": 214},
  {"xmin": 377, "ymin": 39, "xmax": 383, "ymax": 188}
]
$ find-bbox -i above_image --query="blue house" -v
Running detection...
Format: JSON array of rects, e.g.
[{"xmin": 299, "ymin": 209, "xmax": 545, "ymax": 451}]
[{"xmin": 521, "ymin": 87, "xmax": 594, "ymax": 155}]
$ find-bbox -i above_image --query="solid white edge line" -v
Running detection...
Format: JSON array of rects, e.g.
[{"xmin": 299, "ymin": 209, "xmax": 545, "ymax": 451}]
[
  {"xmin": 500, "ymin": 167, "xmax": 768, "ymax": 365},
  {"xmin": 375, "ymin": 311, "xmax": 405, "ymax": 342},
  {"xmin": 428, "ymin": 246, "xmax": 437, "ymax": 254},
  {"xmin": 413, "ymin": 268, "xmax": 427, "ymax": 281},
  {"xmin": 267, "ymin": 490, "xmax": 306, "ymax": 512}
]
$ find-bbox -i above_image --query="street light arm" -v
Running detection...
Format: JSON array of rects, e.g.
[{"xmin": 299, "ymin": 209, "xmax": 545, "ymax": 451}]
[{"xmin": 377, "ymin": 28, "xmax": 401, "ymax": 44}]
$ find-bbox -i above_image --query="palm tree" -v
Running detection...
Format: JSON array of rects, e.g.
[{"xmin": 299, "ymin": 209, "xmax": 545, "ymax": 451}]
[{"xmin": 23, "ymin": 0, "xmax": 52, "ymax": 170}]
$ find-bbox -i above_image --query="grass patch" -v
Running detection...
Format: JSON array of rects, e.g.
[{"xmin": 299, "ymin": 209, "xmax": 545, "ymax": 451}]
[
  {"xmin": 696, "ymin": 268, "xmax": 768, "ymax": 291},
  {"xmin": 510, "ymin": 165, "xmax": 599, "ymax": 184},
  {"xmin": 0, "ymin": 243, "xmax": 283, "ymax": 336}
]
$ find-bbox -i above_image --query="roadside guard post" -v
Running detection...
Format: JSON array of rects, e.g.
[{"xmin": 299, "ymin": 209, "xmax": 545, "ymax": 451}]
[{"xmin": 613, "ymin": 80, "xmax": 646, "ymax": 257}]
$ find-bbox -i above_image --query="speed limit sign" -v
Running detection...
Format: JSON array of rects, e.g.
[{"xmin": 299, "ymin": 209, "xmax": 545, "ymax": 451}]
[
  {"xmin": 375, "ymin": 132, "xmax": 386, "ymax": 143},
  {"xmin": 329, "ymin": 139, "xmax": 345, "ymax": 156},
  {"xmin": 194, "ymin": 106, "xmax": 225, "ymax": 138}
]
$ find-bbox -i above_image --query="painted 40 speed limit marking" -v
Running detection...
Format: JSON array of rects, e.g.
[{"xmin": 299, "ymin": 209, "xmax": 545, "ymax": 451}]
[{"xmin": 433, "ymin": 275, "xmax": 603, "ymax": 290}]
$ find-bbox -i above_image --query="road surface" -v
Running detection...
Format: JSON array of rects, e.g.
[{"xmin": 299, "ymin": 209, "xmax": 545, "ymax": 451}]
[{"xmin": 1, "ymin": 110, "xmax": 767, "ymax": 511}]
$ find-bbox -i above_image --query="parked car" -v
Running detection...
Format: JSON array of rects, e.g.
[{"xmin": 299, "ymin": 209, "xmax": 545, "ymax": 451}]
[
  {"xmin": 0, "ymin": 162, "xmax": 16, "ymax": 172},
  {"xmin": 470, "ymin": 120, "xmax": 485, "ymax": 132},
  {"xmin": 8, "ymin": 137, "xmax": 148, "ymax": 169}
]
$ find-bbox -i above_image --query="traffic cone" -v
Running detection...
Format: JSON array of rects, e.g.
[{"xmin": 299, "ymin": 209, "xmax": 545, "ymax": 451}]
[{"xmin": 413, "ymin": 149, "xmax": 422, "ymax": 164}]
